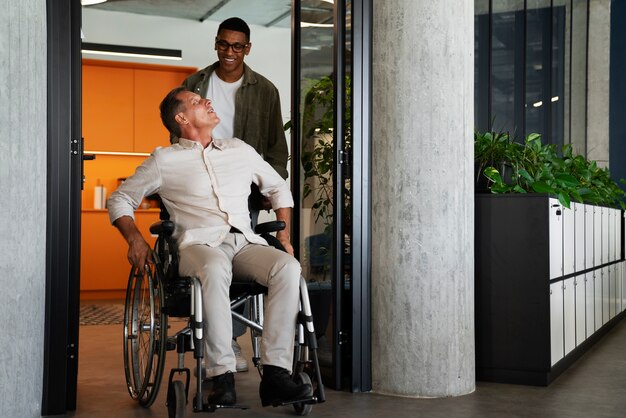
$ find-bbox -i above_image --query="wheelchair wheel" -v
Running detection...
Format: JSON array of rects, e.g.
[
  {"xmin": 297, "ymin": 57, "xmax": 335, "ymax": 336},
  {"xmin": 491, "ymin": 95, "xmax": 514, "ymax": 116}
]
[
  {"xmin": 167, "ymin": 380, "xmax": 186, "ymax": 418},
  {"xmin": 292, "ymin": 371, "xmax": 313, "ymax": 416},
  {"xmin": 123, "ymin": 263, "xmax": 168, "ymax": 407}
]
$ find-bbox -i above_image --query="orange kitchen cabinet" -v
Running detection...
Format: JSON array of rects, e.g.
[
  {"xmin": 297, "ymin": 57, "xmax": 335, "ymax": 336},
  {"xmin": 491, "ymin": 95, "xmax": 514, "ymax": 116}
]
[
  {"xmin": 80, "ymin": 210, "xmax": 159, "ymax": 299},
  {"xmin": 82, "ymin": 59, "xmax": 196, "ymax": 153},
  {"xmin": 134, "ymin": 68, "xmax": 191, "ymax": 153},
  {"xmin": 82, "ymin": 63, "xmax": 135, "ymax": 152}
]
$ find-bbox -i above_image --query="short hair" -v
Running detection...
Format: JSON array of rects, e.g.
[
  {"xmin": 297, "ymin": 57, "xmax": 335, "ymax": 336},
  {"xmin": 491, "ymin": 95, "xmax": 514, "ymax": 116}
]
[
  {"xmin": 218, "ymin": 17, "xmax": 250, "ymax": 41},
  {"xmin": 159, "ymin": 86, "xmax": 187, "ymax": 138}
]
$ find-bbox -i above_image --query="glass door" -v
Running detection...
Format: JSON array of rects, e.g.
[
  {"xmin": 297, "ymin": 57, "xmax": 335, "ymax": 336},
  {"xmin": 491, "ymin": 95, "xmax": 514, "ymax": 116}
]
[{"xmin": 291, "ymin": 0, "xmax": 356, "ymax": 390}]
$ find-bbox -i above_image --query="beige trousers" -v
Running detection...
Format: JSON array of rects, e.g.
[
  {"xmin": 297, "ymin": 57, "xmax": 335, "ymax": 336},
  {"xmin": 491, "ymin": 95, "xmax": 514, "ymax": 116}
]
[{"xmin": 178, "ymin": 232, "xmax": 301, "ymax": 378}]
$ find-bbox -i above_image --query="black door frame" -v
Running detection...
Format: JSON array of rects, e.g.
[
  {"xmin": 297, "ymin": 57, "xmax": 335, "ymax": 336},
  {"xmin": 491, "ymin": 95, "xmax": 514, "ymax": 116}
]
[
  {"xmin": 349, "ymin": 0, "xmax": 372, "ymax": 393},
  {"xmin": 43, "ymin": 0, "xmax": 372, "ymax": 412},
  {"xmin": 43, "ymin": 0, "xmax": 82, "ymax": 414},
  {"xmin": 290, "ymin": 0, "xmax": 372, "ymax": 391}
]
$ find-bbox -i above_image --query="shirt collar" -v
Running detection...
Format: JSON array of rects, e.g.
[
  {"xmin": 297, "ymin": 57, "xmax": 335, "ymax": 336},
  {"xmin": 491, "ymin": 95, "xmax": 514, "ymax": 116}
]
[
  {"xmin": 177, "ymin": 136, "xmax": 225, "ymax": 150},
  {"xmin": 177, "ymin": 137, "xmax": 201, "ymax": 149},
  {"xmin": 211, "ymin": 137, "xmax": 226, "ymax": 149}
]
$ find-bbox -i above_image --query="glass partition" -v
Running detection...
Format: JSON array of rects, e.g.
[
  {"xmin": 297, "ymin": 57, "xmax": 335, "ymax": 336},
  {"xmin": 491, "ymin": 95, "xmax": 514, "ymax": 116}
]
[
  {"xmin": 476, "ymin": 0, "xmax": 588, "ymax": 148},
  {"xmin": 294, "ymin": 0, "xmax": 353, "ymax": 389},
  {"xmin": 491, "ymin": 0, "xmax": 525, "ymax": 138}
]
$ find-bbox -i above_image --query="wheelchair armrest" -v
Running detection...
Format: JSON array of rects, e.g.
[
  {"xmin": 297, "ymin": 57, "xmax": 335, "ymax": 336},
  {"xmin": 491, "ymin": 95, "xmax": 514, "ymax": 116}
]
[
  {"xmin": 149, "ymin": 220, "xmax": 175, "ymax": 237},
  {"xmin": 254, "ymin": 220, "xmax": 286, "ymax": 235}
]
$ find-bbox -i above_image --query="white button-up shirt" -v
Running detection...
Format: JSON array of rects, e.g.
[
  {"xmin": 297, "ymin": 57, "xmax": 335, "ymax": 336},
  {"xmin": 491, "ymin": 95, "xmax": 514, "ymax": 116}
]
[{"xmin": 107, "ymin": 137, "xmax": 293, "ymax": 250}]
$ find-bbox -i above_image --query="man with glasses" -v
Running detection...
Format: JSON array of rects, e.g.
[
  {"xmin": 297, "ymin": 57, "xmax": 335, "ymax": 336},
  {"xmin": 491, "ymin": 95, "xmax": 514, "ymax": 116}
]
[
  {"xmin": 179, "ymin": 17, "xmax": 288, "ymax": 180},
  {"xmin": 178, "ymin": 17, "xmax": 289, "ymax": 374}
]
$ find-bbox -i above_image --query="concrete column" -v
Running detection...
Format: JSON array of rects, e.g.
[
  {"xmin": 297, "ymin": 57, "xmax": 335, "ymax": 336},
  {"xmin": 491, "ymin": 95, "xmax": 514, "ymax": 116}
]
[
  {"xmin": 371, "ymin": 1, "xmax": 475, "ymax": 397},
  {"xmin": 0, "ymin": 1, "xmax": 47, "ymax": 416},
  {"xmin": 570, "ymin": 0, "xmax": 589, "ymax": 156},
  {"xmin": 587, "ymin": 0, "xmax": 611, "ymax": 167}
]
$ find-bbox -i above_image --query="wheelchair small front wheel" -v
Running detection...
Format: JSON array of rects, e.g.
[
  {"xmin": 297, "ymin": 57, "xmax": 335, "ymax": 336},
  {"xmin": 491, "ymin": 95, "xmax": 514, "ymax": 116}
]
[
  {"xmin": 292, "ymin": 372, "xmax": 313, "ymax": 416},
  {"xmin": 167, "ymin": 380, "xmax": 187, "ymax": 418},
  {"xmin": 123, "ymin": 264, "xmax": 168, "ymax": 407}
]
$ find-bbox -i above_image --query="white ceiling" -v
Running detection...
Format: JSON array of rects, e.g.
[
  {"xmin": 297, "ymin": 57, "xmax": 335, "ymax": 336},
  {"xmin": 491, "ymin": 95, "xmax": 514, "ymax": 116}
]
[{"xmin": 84, "ymin": 0, "xmax": 335, "ymax": 28}]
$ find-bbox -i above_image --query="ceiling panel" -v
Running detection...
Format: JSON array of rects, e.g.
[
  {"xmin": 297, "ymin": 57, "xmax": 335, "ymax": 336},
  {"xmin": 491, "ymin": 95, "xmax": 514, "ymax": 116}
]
[
  {"xmin": 87, "ymin": 0, "xmax": 293, "ymax": 27},
  {"xmin": 210, "ymin": 0, "xmax": 291, "ymax": 27},
  {"xmin": 86, "ymin": 0, "xmax": 334, "ymax": 28}
]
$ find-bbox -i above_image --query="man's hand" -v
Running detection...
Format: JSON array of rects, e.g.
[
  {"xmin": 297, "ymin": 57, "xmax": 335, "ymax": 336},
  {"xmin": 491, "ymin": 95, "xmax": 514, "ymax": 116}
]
[
  {"xmin": 113, "ymin": 215, "xmax": 153, "ymax": 275},
  {"xmin": 276, "ymin": 230, "xmax": 294, "ymax": 256},
  {"xmin": 127, "ymin": 237, "xmax": 153, "ymax": 275},
  {"xmin": 273, "ymin": 207, "xmax": 293, "ymax": 255}
]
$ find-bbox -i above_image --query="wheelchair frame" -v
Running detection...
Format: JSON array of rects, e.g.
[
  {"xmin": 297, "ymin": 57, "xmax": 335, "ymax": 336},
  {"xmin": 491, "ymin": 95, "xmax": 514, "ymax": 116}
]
[{"xmin": 122, "ymin": 219, "xmax": 326, "ymax": 417}]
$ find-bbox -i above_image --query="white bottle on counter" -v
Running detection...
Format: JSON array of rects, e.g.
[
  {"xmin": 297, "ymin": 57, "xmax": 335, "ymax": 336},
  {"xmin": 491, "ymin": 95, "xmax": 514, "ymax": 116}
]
[{"xmin": 94, "ymin": 181, "xmax": 107, "ymax": 209}]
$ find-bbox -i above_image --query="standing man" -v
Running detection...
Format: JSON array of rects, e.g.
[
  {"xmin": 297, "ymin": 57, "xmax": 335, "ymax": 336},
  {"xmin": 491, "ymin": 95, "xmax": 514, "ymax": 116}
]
[
  {"xmin": 178, "ymin": 17, "xmax": 288, "ymax": 179},
  {"xmin": 178, "ymin": 17, "xmax": 290, "ymax": 372}
]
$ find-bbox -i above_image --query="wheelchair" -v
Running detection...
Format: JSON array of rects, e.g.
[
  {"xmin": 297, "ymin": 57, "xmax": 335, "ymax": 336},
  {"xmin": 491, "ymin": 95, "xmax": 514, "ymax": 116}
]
[{"xmin": 122, "ymin": 214, "xmax": 326, "ymax": 417}]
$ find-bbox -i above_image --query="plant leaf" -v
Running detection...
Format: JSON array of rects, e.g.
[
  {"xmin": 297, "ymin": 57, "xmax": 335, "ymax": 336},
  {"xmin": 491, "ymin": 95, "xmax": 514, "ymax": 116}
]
[
  {"xmin": 531, "ymin": 181, "xmax": 555, "ymax": 194},
  {"xmin": 554, "ymin": 173, "xmax": 579, "ymax": 188}
]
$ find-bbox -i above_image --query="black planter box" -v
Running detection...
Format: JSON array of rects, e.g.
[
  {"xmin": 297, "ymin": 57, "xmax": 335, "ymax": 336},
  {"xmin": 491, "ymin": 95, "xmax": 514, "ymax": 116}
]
[
  {"xmin": 475, "ymin": 193, "xmax": 624, "ymax": 386},
  {"xmin": 475, "ymin": 194, "xmax": 553, "ymax": 385}
]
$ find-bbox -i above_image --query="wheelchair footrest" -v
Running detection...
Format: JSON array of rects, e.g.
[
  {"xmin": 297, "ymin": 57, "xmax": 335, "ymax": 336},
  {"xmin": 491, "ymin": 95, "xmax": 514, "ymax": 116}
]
[
  {"xmin": 267, "ymin": 395, "xmax": 317, "ymax": 408},
  {"xmin": 200, "ymin": 403, "xmax": 250, "ymax": 412}
]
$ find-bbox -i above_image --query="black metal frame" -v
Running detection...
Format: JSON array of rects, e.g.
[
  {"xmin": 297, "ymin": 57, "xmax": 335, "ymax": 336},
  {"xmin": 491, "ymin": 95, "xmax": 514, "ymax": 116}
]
[
  {"xmin": 332, "ymin": 0, "xmax": 346, "ymax": 391},
  {"xmin": 43, "ymin": 0, "xmax": 82, "ymax": 414},
  {"xmin": 349, "ymin": 0, "xmax": 373, "ymax": 393},
  {"xmin": 290, "ymin": 0, "xmax": 372, "ymax": 392},
  {"xmin": 43, "ymin": 0, "xmax": 374, "ymax": 410}
]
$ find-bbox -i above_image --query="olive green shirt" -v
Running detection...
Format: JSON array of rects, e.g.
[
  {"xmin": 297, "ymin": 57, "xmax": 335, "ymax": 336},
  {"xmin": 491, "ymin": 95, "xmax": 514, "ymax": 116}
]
[{"xmin": 178, "ymin": 62, "xmax": 289, "ymax": 179}]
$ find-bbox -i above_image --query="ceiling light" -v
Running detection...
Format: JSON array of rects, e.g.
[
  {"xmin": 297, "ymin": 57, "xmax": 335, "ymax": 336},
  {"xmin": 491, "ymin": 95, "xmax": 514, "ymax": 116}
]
[
  {"xmin": 81, "ymin": 43, "xmax": 182, "ymax": 61},
  {"xmin": 81, "ymin": 0, "xmax": 107, "ymax": 5},
  {"xmin": 533, "ymin": 101, "xmax": 543, "ymax": 108},
  {"xmin": 551, "ymin": 96, "xmax": 559, "ymax": 102},
  {"xmin": 300, "ymin": 22, "xmax": 334, "ymax": 28}
]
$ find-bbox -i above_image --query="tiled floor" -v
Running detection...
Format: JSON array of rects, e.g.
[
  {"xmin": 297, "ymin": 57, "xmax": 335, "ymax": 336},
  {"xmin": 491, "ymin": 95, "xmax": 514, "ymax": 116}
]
[{"xmin": 59, "ymin": 312, "xmax": 626, "ymax": 418}]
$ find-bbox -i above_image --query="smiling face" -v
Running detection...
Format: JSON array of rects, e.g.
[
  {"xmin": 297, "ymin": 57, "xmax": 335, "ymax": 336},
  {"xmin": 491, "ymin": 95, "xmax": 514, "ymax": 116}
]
[
  {"xmin": 175, "ymin": 90, "xmax": 220, "ymax": 133},
  {"xmin": 214, "ymin": 28, "xmax": 250, "ymax": 81}
]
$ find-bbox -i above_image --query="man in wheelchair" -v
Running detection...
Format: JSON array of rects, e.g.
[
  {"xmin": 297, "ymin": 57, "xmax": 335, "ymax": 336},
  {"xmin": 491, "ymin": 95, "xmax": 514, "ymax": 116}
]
[{"xmin": 107, "ymin": 86, "xmax": 312, "ymax": 407}]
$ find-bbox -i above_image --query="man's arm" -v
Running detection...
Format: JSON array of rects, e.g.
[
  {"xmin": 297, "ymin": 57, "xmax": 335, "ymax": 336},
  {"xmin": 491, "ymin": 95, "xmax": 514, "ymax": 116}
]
[
  {"xmin": 274, "ymin": 207, "xmax": 294, "ymax": 256},
  {"xmin": 265, "ymin": 85, "xmax": 289, "ymax": 179},
  {"xmin": 113, "ymin": 215, "xmax": 153, "ymax": 274}
]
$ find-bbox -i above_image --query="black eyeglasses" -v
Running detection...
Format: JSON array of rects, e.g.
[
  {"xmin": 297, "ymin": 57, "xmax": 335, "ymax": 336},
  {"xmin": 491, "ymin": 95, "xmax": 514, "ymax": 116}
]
[{"xmin": 215, "ymin": 38, "xmax": 249, "ymax": 53}]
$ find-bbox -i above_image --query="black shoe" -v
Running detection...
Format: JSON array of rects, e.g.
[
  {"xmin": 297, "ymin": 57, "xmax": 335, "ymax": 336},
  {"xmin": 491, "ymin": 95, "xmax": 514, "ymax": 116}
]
[
  {"xmin": 259, "ymin": 365, "xmax": 313, "ymax": 407},
  {"xmin": 204, "ymin": 371, "xmax": 236, "ymax": 405}
]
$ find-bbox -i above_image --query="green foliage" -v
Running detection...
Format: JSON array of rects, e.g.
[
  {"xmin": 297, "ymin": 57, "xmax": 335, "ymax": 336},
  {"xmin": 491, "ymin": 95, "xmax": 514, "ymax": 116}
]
[
  {"xmin": 475, "ymin": 131, "xmax": 626, "ymax": 209},
  {"xmin": 295, "ymin": 75, "xmax": 352, "ymax": 232}
]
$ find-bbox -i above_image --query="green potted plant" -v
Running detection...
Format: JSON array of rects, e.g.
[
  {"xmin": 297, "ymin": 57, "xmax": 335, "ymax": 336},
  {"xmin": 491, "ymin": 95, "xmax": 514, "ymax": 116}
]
[
  {"xmin": 299, "ymin": 75, "xmax": 352, "ymax": 233},
  {"xmin": 475, "ymin": 131, "xmax": 626, "ymax": 209},
  {"xmin": 283, "ymin": 75, "xmax": 353, "ymax": 337},
  {"xmin": 285, "ymin": 75, "xmax": 352, "ymax": 274}
]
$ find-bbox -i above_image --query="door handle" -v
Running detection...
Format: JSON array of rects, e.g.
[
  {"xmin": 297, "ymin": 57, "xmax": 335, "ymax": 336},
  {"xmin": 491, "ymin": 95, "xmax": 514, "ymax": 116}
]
[{"xmin": 80, "ymin": 137, "xmax": 96, "ymax": 190}]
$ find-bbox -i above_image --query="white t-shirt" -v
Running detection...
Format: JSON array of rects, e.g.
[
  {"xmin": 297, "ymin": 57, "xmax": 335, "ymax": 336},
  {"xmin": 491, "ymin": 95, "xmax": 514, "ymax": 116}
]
[{"xmin": 206, "ymin": 72, "xmax": 243, "ymax": 140}]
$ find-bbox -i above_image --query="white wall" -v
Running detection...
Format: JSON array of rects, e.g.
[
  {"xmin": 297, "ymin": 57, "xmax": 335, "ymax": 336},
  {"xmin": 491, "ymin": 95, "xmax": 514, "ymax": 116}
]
[
  {"xmin": 81, "ymin": 9, "xmax": 292, "ymax": 125},
  {"xmin": 0, "ymin": 1, "xmax": 47, "ymax": 417}
]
